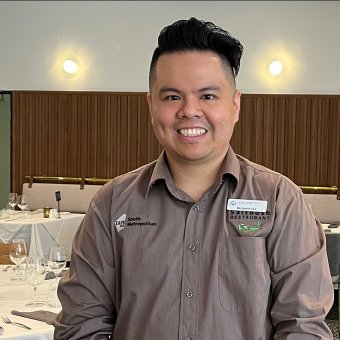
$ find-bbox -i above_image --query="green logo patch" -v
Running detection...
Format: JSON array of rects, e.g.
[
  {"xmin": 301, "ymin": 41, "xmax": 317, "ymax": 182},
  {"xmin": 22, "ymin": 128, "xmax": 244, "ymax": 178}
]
[{"xmin": 238, "ymin": 220, "xmax": 263, "ymax": 232}]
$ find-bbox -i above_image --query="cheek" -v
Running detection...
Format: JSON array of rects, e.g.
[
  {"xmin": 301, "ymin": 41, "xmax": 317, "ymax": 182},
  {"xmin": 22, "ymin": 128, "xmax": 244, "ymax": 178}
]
[
  {"xmin": 150, "ymin": 114, "xmax": 169, "ymax": 138},
  {"xmin": 214, "ymin": 109, "xmax": 236, "ymax": 125},
  {"xmin": 214, "ymin": 112, "xmax": 237, "ymax": 136},
  {"xmin": 152, "ymin": 106, "xmax": 174, "ymax": 127},
  {"xmin": 149, "ymin": 104, "xmax": 161, "ymax": 126}
]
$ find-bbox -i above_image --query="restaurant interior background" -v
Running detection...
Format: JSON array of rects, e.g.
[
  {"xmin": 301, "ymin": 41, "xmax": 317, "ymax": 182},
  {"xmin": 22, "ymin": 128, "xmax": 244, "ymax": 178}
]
[{"xmin": 0, "ymin": 1, "xmax": 339, "ymax": 209}]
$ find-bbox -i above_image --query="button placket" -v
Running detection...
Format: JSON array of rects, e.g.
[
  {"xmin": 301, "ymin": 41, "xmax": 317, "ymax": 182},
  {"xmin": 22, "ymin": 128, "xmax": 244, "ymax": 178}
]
[{"xmin": 179, "ymin": 201, "xmax": 205, "ymax": 338}]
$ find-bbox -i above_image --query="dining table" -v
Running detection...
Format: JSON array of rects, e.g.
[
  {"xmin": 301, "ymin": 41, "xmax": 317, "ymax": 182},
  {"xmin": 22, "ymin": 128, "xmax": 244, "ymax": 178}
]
[
  {"xmin": 0, "ymin": 210, "xmax": 84, "ymax": 259},
  {"xmin": 322, "ymin": 223, "xmax": 340, "ymax": 234},
  {"xmin": 0, "ymin": 264, "xmax": 61, "ymax": 339}
]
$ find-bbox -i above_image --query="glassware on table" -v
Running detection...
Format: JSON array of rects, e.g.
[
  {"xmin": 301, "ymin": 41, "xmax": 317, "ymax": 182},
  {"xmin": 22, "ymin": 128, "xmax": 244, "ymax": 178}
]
[
  {"xmin": 51, "ymin": 208, "xmax": 59, "ymax": 219},
  {"xmin": 8, "ymin": 193, "xmax": 18, "ymax": 214},
  {"xmin": 9, "ymin": 239, "xmax": 27, "ymax": 281},
  {"xmin": 21, "ymin": 207, "xmax": 31, "ymax": 219},
  {"xmin": 25, "ymin": 256, "xmax": 47, "ymax": 307},
  {"xmin": 47, "ymin": 246, "xmax": 68, "ymax": 308},
  {"xmin": 17, "ymin": 195, "xmax": 28, "ymax": 214}
]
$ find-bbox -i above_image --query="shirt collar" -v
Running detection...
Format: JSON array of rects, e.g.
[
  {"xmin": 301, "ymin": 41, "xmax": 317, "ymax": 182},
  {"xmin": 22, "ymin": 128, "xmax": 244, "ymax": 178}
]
[
  {"xmin": 145, "ymin": 151, "xmax": 170, "ymax": 198},
  {"xmin": 145, "ymin": 146, "xmax": 240, "ymax": 198},
  {"xmin": 218, "ymin": 146, "xmax": 240, "ymax": 184}
]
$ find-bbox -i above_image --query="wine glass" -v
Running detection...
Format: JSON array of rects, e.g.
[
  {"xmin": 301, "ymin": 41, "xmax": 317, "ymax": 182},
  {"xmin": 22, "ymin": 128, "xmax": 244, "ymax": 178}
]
[
  {"xmin": 25, "ymin": 257, "xmax": 47, "ymax": 307},
  {"xmin": 9, "ymin": 239, "xmax": 27, "ymax": 281},
  {"xmin": 8, "ymin": 193, "xmax": 17, "ymax": 214},
  {"xmin": 47, "ymin": 246, "xmax": 68, "ymax": 307},
  {"xmin": 17, "ymin": 195, "xmax": 28, "ymax": 215}
]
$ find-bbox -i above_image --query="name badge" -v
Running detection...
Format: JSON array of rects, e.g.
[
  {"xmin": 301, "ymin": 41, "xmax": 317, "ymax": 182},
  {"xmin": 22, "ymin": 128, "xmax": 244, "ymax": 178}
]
[{"xmin": 227, "ymin": 199, "xmax": 267, "ymax": 212}]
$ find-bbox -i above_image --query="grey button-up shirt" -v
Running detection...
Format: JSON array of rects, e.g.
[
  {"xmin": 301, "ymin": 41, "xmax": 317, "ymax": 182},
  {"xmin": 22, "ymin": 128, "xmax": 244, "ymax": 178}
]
[{"xmin": 54, "ymin": 147, "xmax": 333, "ymax": 339}]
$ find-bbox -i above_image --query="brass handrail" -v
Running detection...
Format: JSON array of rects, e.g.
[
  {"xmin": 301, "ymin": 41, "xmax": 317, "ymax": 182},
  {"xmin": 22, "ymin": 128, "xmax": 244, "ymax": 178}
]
[
  {"xmin": 299, "ymin": 185, "xmax": 339, "ymax": 199},
  {"xmin": 24, "ymin": 175, "xmax": 111, "ymax": 189},
  {"xmin": 24, "ymin": 176, "xmax": 339, "ymax": 199}
]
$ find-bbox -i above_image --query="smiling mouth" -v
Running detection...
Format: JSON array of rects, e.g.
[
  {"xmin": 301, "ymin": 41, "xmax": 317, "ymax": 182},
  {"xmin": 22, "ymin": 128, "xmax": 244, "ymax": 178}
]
[{"xmin": 178, "ymin": 128, "xmax": 207, "ymax": 137}]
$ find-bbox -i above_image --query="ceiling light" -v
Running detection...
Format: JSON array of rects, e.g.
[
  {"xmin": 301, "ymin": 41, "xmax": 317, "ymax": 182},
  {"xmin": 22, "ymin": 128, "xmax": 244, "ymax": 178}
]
[
  {"xmin": 63, "ymin": 59, "xmax": 79, "ymax": 74},
  {"xmin": 61, "ymin": 54, "xmax": 81, "ymax": 78},
  {"xmin": 268, "ymin": 60, "xmax": 284, "ymax": 76}
]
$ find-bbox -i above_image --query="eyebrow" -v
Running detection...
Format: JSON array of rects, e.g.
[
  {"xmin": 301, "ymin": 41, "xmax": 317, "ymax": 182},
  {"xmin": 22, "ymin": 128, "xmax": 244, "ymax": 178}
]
[
  {"xmin": 197, "ymin": 86, "xmax": 221, "ymax": 93},
  {"xmin": 158, "ymin": 86, "xmax": 221, "ymax": 95},
  {"xmin": 159, "ymin": 87, "xmax": 180, "ymax": 95}
]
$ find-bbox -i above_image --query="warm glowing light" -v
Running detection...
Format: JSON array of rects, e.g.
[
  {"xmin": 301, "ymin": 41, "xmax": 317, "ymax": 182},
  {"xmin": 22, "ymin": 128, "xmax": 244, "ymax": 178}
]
[
  {"xmin": 63, "ymin": 58, "xmax": 79, "ymax": 74},
  {"xmin": 269, "ymin": 60, "xmax": 284, "ymax": 76}
]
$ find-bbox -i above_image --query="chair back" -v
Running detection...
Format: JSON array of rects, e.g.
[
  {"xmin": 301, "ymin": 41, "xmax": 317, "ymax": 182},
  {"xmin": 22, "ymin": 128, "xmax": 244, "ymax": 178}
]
[
  {"xmin": 0, "ymin": 243, "xmax": 14, "ymax": 265},
  {"xmin": 325, "ymin": 233, "xmax": 340, "ymax": 279}
]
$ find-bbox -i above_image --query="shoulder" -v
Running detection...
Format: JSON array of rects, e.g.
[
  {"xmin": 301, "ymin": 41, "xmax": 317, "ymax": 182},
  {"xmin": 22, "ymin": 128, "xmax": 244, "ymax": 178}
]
[
  {"xmin": 94, "ymin": 160, "xmax": 157, "ymax": 203},
  {"xmin": 236, "ymin": 154, "xmax": 302, "ymax": 199}
]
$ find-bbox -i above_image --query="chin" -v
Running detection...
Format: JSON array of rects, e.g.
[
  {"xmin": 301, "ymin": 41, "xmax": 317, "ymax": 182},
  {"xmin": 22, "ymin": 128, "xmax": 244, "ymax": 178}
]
[{"xmin": 179, "ymin": 153, "xmax": 210, "ymax": 163}]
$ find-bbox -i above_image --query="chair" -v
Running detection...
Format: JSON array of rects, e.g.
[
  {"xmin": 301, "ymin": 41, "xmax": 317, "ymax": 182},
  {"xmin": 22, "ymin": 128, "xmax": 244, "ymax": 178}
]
[
  {"xmin": 325, "ymin": 233, "xmax": 340, "ymax": 335},
  {"xmin": 0, "ymin": 243, "xmax": 14, "ymax": 265}
]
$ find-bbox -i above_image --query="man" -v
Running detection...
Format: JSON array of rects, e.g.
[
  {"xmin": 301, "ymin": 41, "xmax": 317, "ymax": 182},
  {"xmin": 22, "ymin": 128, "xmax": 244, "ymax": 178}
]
[{"xmin": 54, "ymin": 17, "xmax": 333, "ymax": 339}]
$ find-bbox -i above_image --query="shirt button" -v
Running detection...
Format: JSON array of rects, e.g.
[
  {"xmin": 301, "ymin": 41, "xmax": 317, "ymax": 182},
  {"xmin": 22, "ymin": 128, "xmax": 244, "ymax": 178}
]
[
  {"xmin": 186, "ymin": 291, "xmax": 194, "ymax": 298},
  {"xmin": 188, "ymin": 244, "xmax": 196, "ymax": 251},
  {"xmin": 193, "ymin": 205, "xmax": 200, "ymax": 211}
]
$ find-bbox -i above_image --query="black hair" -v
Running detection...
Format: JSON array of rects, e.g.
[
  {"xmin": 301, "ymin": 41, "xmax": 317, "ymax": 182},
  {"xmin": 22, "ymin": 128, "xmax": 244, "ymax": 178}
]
[{"xmin": 149, "ymin": 17, "xmax": 243, "ymax": 88}]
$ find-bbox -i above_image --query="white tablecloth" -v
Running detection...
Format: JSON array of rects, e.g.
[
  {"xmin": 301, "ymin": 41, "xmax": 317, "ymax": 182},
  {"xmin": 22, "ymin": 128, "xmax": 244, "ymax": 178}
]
[
  {"xmin": 0, "ymin": 265, "xmax": 61, "ymax": 340},
  {"xmin": 0, "ymin": 212, "xmax": 84, "ymax": 259}
]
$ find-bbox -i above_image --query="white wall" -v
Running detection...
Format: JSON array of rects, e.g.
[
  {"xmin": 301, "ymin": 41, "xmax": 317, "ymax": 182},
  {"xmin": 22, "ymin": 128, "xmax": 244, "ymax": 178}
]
[{"xmin": 0, "ymin": 1, "xmax": 339, "ymax": 94}]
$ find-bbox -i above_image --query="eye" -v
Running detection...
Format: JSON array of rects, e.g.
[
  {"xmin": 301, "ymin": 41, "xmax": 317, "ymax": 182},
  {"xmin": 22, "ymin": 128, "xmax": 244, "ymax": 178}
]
[
  {"xmin": 201, "ymin": 94, "xmax": 216, "ymax": 100},
  {"xmin": 165, "ymin": 95, "xmax": 180, "ymax": 101}
]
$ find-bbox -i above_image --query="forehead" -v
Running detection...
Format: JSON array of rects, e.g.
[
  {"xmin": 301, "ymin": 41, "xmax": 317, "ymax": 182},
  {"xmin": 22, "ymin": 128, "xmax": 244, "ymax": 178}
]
[
  {"xmin": 151, "ymin": 51, "xmax": 235, "ymax": 89},
  {"xmin": 156, "ymin": 50, "xmax": 223, "ymax": 70}
]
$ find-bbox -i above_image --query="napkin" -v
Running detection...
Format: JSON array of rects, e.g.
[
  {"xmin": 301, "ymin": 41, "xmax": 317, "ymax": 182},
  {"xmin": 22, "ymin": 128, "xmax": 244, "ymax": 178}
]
[
  {"xmin": 45, "ymin": 271, "xmax": 56, "ymax": 280},
  {"xmin": 31, "ymin": 209, "xmax": 43, "ymax": 214},
  {"xmin": 45, "ymin": 269, "xmax": 68, "ymax": 280},
  {"xmin": 11, "ymin": 310, "xmax": 58, "ymax": 325}
]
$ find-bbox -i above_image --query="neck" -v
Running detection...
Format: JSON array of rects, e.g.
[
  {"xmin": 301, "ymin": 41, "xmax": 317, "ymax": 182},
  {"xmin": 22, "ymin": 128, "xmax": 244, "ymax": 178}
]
[{"xmin": 167, "ymin": 155, "xmax": 225, "ymax": 202}]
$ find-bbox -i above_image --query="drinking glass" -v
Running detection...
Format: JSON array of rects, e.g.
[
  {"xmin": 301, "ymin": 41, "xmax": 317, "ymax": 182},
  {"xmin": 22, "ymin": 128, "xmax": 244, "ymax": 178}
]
[
  {"xmin": 17, "ymin": 195, "xmax": 28, "ymax": 214},
  {"xmin": 9, "ymin": 239, "xmax": 27, "ymax": 281},
  {"xmin": 21, "ymin": 207, "xmax": 31, "ymax": 219},
  {"xmin": 25, "ymin": 257, "xmax": 47, "ymax": 307},
  {"xmin": 8, "ymin": 193, "xmax": 17, "ymax": 214},
  {"xmin": 47, "ymin": 246, "xmax": 68, "ymax": 307}
]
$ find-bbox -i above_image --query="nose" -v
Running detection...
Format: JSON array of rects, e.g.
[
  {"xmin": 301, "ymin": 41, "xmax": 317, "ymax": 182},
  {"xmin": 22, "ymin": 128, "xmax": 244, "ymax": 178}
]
[{"xmin": 177, "ymin": 97, "xmax": 202, "ymax": 119}]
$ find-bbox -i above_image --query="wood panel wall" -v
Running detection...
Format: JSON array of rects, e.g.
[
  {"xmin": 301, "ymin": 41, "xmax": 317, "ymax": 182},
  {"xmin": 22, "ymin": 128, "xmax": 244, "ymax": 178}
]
[
  {"xmin": 11, "ymin": 91, "xmax": 340, "ymax": 194},
  {"xmin": 11, "ymin": 91, "xmax": 163, "ymax": 194},
  {"xmin": 230, "ymin": 95, "xmax": 340, "ymax": 186}
]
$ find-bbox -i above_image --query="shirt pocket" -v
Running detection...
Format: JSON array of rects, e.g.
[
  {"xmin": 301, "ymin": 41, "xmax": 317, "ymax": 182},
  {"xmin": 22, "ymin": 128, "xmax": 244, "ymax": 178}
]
[{"xmin": 218, "ymin": 236, "xmax": 270, "ymax": 315}]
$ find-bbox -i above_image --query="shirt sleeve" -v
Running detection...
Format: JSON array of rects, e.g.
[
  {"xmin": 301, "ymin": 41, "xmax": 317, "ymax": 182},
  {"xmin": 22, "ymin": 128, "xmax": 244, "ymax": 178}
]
[
  {"xmin": 53, "ymin": 187, "xmax": 116, "ymax": 340},
  {"xmin": 267, "ymin": 185, "xmax": 334, "ymax": 339}
]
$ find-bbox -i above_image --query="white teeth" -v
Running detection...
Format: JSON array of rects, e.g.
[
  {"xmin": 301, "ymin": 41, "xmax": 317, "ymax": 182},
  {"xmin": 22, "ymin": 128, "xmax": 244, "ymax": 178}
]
[{"xmin": 178, "ymin": 128, "xmax": 206, "ymax": 136}]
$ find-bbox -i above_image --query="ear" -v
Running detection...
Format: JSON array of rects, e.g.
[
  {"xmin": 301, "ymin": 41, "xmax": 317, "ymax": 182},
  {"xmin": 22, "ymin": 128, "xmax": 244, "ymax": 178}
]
[
  {"xmin": 146, "ymin": 92, "xmax": 154, "ymax": 124},
  {"xmin": 233, "ymin": 90, "xmax": 241, "ymax": 123},
  {"xmin": 146, "ymin": 92, "xmax": 151, "ymax": 107}
]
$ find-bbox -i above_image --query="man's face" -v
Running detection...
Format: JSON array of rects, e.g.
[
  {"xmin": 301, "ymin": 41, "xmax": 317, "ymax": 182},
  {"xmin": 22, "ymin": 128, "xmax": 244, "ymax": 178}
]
[{"xmin": 147, "ymin": 51, "xmax": 241, "ymax": 167}]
